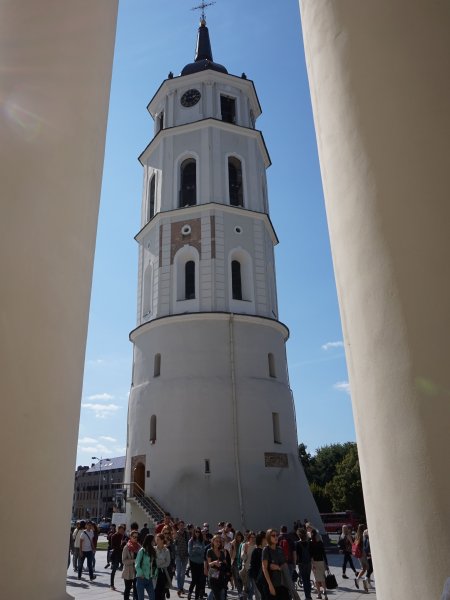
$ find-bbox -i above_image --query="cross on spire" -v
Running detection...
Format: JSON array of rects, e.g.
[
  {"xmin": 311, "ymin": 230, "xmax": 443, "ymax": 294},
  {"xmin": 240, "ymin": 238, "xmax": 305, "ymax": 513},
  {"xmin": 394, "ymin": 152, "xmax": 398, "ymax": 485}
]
[{"xmin": 191, "ymin": 1, "xmax": 216, "ymax": 22}]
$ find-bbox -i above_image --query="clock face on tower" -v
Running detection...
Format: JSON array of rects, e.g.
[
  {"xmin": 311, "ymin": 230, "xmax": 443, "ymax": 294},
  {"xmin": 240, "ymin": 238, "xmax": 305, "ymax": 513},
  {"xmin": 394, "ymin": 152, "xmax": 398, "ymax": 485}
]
[{"xmin": 180, "ymin": 89, "xmax": 201, "ymax": 107}]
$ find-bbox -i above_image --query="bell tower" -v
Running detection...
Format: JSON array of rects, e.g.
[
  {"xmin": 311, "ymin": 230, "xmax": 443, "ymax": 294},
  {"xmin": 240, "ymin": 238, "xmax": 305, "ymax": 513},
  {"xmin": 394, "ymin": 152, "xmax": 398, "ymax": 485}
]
[{"xmin": 125, "ymin": 16, "xmax": 321, "ymax": 530}]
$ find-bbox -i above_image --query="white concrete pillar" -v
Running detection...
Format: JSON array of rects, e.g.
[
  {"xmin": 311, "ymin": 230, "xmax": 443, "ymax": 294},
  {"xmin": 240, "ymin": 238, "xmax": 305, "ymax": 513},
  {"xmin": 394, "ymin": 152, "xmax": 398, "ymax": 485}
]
[
  {"xmin": 299, "ymin": 1, "xmax": 450, "ymax": 598},
  {"xmin": 0, "ymin": 2, "xmax": 118, "ymax": 599}
]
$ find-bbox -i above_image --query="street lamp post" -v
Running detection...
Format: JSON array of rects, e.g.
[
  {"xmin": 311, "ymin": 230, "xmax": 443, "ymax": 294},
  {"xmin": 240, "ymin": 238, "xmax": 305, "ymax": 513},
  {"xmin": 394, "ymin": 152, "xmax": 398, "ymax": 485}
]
[{"xmin": 92, "ymin": 456, "xmax": 110, "ymax": 521}]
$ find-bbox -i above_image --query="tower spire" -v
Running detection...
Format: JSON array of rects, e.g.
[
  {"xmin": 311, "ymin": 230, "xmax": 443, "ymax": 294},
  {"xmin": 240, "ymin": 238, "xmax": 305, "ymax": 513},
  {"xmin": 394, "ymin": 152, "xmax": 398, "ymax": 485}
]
[
  {"xmin": 191, "ymin": 1, "xmax": 216, "ymax": 23},
  {"xmin": 181, "ymin": 2, "xmax": 227, "ymax": 76}
]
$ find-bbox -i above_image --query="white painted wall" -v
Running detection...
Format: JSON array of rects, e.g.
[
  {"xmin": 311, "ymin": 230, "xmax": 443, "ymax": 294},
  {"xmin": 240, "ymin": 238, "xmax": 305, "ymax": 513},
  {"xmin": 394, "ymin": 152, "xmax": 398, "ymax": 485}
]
[{"xmin": 126, "ymin": 314, "xmax": 321, "ymax": 530}]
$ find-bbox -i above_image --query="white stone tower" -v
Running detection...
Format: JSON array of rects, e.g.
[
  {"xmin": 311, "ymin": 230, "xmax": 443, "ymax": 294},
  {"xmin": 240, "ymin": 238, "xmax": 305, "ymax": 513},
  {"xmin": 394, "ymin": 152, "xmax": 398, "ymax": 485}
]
[{"xmin": 125, "ymin": 17, "xmax": 321, "ymax": 530}]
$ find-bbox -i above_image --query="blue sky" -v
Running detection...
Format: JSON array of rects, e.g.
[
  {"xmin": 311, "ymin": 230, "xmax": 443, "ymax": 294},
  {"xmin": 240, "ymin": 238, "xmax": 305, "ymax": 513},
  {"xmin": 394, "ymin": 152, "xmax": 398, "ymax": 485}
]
[{"xmin": 76, "ymin": 0, "xmax": 355, "ymax": 467}]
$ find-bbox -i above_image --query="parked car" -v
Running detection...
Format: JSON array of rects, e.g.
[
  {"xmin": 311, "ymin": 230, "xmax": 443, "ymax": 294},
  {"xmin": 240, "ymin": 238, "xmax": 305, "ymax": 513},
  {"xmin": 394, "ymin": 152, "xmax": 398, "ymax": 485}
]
[{"xmin": 98, "ymin": 519, "xmax": 112, "ymax": 534}]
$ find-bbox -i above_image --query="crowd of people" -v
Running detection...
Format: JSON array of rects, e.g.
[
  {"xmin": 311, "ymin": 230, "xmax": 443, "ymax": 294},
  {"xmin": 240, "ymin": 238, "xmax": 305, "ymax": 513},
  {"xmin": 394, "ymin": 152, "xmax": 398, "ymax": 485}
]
[{"xmin": 69, "ymin": 514, "xmax": 374, "ymax": 600}]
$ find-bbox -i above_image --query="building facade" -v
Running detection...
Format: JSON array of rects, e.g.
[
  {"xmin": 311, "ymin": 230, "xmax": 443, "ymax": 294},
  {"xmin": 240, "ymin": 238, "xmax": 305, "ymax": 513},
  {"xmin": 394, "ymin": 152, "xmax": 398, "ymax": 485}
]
[
  {"xmin": 125, "ymin": 18, "xmax": 321, "ymax": 530},
  {"xmin": 72, "ymin": 456, "xmax": 125, "ymax": 520}
]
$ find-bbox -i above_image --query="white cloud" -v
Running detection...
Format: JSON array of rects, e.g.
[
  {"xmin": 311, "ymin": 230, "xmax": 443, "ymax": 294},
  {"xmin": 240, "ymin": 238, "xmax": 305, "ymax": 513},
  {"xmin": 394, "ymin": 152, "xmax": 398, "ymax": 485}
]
[
  {"xmin": 334, "ymin": 381, "xmax": 351, "ymax": 395},
  {"xmin": 100, "ymin": 436, "xmax": 117, "ymax": 442},
  {"xmin": 322, "ymin": 340, "xmax": 344, "ymax": 351},
  {"xmin": 86, "ymin": 358, "xmax": 106, "ymax": 366},
  {"xmin": 78, "ymin": 437, "xmax": 98, "ymax": 445},
  {"xmin": 86, "ymin": 392, "xmax": 114, "ymax": 401},
  {"xmin": 79, "ymin": 444, "xmax": 111, "ymax": 455},
  {"xmin": 81, "ymin": 403, "xmax": 121, "ymax": 419}
]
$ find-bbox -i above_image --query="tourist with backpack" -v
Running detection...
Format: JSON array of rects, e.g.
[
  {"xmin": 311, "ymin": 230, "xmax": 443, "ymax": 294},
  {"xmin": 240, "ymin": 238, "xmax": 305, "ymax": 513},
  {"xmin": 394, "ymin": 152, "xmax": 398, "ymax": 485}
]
[
  {"xmin": 135, "ymin": 534, "xmax": 157, "ymax": 600},
  {"xmin": 352, "ymin": 524, "xmax": 369, "ymax": 592},
  {"xmin": 278, "ymin": 526, "xmax": 296, "ymax": 579}
]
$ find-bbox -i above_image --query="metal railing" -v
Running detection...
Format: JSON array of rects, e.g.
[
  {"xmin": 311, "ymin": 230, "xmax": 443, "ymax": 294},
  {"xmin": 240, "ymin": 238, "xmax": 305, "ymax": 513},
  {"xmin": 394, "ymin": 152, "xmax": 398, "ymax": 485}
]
[{"xmin": 120, "ymin": 482, "xmax": 166, "ymax": 523}]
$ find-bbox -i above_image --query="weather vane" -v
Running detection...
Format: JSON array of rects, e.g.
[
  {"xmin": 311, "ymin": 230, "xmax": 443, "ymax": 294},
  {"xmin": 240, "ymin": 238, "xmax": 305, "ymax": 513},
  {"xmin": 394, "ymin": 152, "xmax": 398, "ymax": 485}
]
[{"xmin": 191, "ymin": 1, "xmax": 216, "ymax": 22}]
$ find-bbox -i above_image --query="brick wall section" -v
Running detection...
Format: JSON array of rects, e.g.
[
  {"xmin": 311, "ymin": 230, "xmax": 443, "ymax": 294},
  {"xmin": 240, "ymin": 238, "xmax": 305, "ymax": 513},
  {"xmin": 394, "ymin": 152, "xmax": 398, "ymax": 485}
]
[{"xmin": 170, "ymin": 218, "xmax": 202, "ymax": 264}]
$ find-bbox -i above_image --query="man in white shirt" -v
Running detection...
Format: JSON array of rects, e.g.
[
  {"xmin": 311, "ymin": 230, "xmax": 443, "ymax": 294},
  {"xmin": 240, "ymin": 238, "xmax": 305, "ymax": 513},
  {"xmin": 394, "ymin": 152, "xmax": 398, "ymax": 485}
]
[{"xmin": 78, "ymin": 521, "xmax": 96, "ymax": 581}]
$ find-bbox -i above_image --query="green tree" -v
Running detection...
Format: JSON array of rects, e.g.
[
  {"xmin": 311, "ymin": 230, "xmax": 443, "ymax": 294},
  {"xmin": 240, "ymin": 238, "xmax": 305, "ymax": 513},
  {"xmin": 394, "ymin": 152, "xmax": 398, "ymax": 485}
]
[
  {"xmin": 325, "ymin": 444, "xmax": 365, "ymax": 516},
  {"xmin": 298, "ymin": 443, "xmax": 313, "ymax": 481},
  {"xmin": 309, "ymin": 482, "xmax": 332, "ymax": 512}
]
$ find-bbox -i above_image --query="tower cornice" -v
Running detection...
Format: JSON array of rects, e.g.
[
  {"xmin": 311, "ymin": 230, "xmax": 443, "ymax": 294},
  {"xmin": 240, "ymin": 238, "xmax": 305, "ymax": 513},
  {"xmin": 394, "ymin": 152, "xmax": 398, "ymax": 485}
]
[
  {"xmin": 134, "ymin": 202, "xmax": 279, "ymax": 246},
  {"xmin": 138, "ymin": 117, "xmax": 271, "ymax": 168},
  {"xmin": 129, "ymin": 311, "xmax": 290, "ymax": 343},
  {"xmin": 147, "ymin": 70, "xmax": 262, "ymax": 120}
]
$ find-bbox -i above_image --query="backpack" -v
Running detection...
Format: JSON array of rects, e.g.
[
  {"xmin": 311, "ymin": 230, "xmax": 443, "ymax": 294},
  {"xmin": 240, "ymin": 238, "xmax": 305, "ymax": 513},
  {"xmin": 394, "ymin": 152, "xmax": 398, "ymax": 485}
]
[
  {"xmin": 352, "ymin": 541, "xmax": 362, "ymax": 558},
  {"xmin": 279, "ymin": 537, "xmax": 293, "ymax": 563}
]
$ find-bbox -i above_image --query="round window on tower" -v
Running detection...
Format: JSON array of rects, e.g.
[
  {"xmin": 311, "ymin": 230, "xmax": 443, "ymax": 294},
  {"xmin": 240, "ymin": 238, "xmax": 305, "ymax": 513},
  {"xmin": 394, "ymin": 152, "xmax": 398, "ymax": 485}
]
[
  {"xmin": 234, "ymin": 226, "xmax": 243, "ymax": 234},
  {"xmin": 181, "ymin": 224, "xmax": 192, "ymax": 236}
]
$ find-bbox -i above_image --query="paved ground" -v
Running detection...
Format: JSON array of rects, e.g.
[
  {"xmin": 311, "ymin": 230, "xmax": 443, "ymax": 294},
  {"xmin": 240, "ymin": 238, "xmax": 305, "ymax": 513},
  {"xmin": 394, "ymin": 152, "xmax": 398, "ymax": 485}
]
[{"xmin": 66, "ymin": 551, "xmax": 376, "ymax": 600}]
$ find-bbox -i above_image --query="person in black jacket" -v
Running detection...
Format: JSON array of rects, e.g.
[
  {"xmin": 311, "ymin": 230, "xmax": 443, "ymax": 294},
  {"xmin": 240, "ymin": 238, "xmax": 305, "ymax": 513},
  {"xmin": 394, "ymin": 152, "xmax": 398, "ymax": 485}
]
[
  {"xmin": 295, "ymin": 529, "xmax": 313, "ymax": 600},
  {"xmin": 310, "ymin": 529, "xmax": 328, "ymax": 600},
  {"xmin": 249, "ymin": 532, "xmax": 265, "ymax": 600}
]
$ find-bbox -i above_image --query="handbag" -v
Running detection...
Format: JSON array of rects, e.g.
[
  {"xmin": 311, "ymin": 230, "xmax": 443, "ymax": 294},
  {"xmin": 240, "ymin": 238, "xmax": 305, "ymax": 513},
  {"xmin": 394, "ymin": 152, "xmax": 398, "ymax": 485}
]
[{"xmin": 325, "ymin": 571, "xmax": 338, "ymax": 590}]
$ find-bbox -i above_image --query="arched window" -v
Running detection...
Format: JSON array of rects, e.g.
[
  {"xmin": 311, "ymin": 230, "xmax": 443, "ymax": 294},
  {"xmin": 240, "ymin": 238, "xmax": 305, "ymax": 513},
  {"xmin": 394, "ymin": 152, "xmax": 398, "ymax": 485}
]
[
  {"xmin": 228, "ymin": 157, "xmax": 243, "ymax": 207},
  {"xmin": 185, "ymin": 261, "xmax": 196, "ymax": 299},
  {"xmin": 232, "ymin": 260, "xmax": 242, "ymax": 300},
  {"xmin": 179, "ymin": 158, "xmax": 196, "ymax": 207},
  {"xmin": 268, "ymin": 353, "xmax": 276, "ymax": 378},
  {"xmin": 142, "ymin": 263, "xmax": 153, "ymax": 317},
  {"xmin": 150, "ymin": 415, "xmax": 156, "ymax": 444},
  {"xmin": 154, "ymin": 353, "xmax": 161, "ymax": 377},
  {"xmin": 148, "ymin": 174, "xmax": 156, "ymax": 220},
  {"xmin": 272, "ymin": 412, "xmax": 281, "ymax": 444}
]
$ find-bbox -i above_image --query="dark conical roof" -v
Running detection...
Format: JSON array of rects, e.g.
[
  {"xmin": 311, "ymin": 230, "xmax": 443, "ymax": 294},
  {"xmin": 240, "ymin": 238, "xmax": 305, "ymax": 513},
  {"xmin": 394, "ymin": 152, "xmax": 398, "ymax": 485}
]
[{"xmin": 181, "ymin": 19, "xmax": 228, "ymax": 76}]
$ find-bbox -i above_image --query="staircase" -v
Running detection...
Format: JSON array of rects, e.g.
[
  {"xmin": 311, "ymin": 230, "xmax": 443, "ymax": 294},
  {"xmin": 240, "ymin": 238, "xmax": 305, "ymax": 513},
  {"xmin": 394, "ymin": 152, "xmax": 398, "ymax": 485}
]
[{"xmin": 126, "ymin": 482, "xmax": 166, "ymax": 527}]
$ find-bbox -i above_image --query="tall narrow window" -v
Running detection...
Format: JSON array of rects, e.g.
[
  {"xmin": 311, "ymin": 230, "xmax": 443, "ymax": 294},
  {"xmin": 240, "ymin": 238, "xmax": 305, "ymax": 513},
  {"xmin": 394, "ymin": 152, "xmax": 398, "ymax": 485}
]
[
  {"xmin": 221, "ymin": 95, "xmax": 236, "ymax": 123},
  {"xmin": 180, "ymin": 158, "xmax": 196, "ymax": 207},
  {"xmin": 185, "ymin": 261, "xmax": 195, "ymax": 299},
  {"xmin": 228, "ymin": 157, "xmax": 243, "ymax": 207},
  {"xmin": 232, "ymin": 260, "xmax": 242, "ymax": 300},
  {"xmin": 154, "ymin": 353, "xmax": 161, "ymax": 377},
  {"xmin": 204, "ymin": 459, "xmax": 211, "ymax": 474},
  {"xmin": 148, "ymin": 174, "xmax": 156, "ymax": 220},
  {"xmin": 268, "ymin": 353, "xmax": 276, "ymax": 378},
  {"xmin": 158, "ymin": 112, "xmax": 164, "ymax": 132},
  {"xmin": 150, "ymin": 415, "xmax": 156, "ymax": 444},
  {"xmin": 272, "ymin": 412, "xmax": 281, "ymax": 444}
]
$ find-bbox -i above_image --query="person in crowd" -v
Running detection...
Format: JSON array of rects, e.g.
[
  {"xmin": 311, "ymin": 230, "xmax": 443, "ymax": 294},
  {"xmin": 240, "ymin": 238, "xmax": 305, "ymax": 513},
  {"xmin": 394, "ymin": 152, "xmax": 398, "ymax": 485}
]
[
  {"xmin": 135, "ymin": 533, "xmax": 157, "ymax": 600},
  {"xmin": 78, "ymin": 520, "xmax": 97, "ymax": 582},
  {"xmin": 69, "ymin": 525, "xmax": 75, "ymax": 569},
  {"xmin": 140, "ymin": 523, "xmax": 150, "ymax": 544},
  {"xmin": 230, "ymin": 530, "xmax": 244, "ymax": 596},
  {"xmin": 295, "ymin": 528, "xmax": 312, "ymax": 600},
  {"xmin": 105, "ymin": 523, "xmax": 117, "ymax": 568},
  {"xmin": 353, "ymin": 524, "xmax": 369, "ymax": 592},
  {"xmin": 310, "ymin": 528, "xmax": 328, "ymax": 600},
  {"xmin": 155, "ymin": 533, "xmax": 172, "ymax": 600},
  {"xmin": 188, "ymin": 527, "xmax": 206, "ymax": 600},
  {"xmin": 207, "ymin": 534, "xmax": 229, "ymax": 600},
  {"xmin": 122, "ymin": 529, "xmax": 141, "ymax": 600},
  {"xmin": 91, "ymin": 521, "xmax": 99, "ymax": 571},
  {"xmin": 338, "ymin": 524, "xmax": 357, "ymax": 580},
  {"xmin": 156, "ymin": 513, "xmax": 173, "ymax": 534},
  {"xmin": 363, "ymin": 529, "xmax": 373, "ymax": 588},
  {"xmin": 278, "ymin": 526, "xmax": 296, "ymax": 578},
  {"xmin": 249, "ymin": 532, "xmax": 265, "ymax": 600},
  {"xmin": 240, "ymin": 531, "xmax": 256, "ymax": 599},
  {"xmin": 110, "ymin": 524, "xmax": 126, "ymax": 591},
  {"xmin": 72, "ymin": 520, "xmax": 84, "ymax": 572},
  {"xmin": 162, "ymin": 525, "xmax": 176, "ymax": 584},
  {"xmin": 261, "ymin": 529, "xmax": 289, "ymax": 600},
  {"xmin": 175, "ymin": 520, "xmax": 190, "ymax": 596}
]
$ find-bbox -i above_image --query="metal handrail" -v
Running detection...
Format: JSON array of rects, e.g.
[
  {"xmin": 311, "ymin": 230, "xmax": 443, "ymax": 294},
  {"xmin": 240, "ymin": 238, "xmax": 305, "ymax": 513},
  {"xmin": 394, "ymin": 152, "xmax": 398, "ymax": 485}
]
[{"xmin": 118, "ymin": 482, "xmax": 166, "ymax": 523}]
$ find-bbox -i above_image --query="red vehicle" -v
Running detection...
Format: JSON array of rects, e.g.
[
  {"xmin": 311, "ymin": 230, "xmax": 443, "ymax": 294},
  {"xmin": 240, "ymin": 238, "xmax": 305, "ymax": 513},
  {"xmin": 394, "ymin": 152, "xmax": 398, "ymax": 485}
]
[{"xmin": 320, "ymin": 511, "xmax": 361, "ymax": 534}]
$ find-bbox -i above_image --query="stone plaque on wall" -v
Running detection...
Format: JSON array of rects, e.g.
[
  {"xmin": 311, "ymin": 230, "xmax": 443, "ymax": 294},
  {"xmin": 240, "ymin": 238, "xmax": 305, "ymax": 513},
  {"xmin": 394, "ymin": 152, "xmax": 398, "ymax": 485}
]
[{"xmin": 264, "ymin": 452, "xmax": 289, "ymax": 468}]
